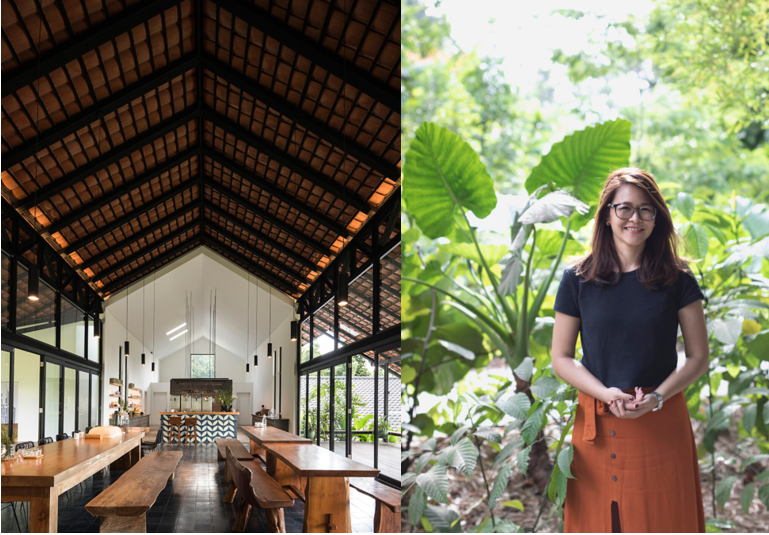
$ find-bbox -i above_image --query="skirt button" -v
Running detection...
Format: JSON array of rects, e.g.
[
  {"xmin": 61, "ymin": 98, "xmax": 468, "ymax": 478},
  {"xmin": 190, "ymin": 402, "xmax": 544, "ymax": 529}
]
[
  {"xmin": 611, "ymin": 475, "xmax": 618, "ymax": 481},
  {"xmin": 609, "ymin": 430, "xmax": 616, "ymax": 437},
  {"xmin": 610, "ymin": 453, "xmax": 617, "ymax": 459}
]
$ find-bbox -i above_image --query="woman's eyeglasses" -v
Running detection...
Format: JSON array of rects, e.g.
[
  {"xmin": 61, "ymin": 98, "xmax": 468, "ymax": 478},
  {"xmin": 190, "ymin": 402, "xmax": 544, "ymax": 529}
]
[{"xmin": 607, "ymin": 203, "xmax": 656, "ymax": 221}]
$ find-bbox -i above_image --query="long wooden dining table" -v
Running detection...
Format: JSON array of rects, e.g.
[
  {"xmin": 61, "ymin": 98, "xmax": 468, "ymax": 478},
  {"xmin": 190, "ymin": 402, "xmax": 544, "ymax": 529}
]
[
  {"xmin": 1, "ymin": 429, "xmax": 145, "ymax": 532},
  {"xmin": 263, "ymin": 442, "xmax": 380, "ymax": 533}
]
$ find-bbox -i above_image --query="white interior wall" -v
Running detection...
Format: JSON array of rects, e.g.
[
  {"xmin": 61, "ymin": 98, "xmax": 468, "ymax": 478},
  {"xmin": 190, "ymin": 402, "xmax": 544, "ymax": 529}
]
[{"xmin": 102, "ymin": 248, "xmax": 297, "ymax": 427}]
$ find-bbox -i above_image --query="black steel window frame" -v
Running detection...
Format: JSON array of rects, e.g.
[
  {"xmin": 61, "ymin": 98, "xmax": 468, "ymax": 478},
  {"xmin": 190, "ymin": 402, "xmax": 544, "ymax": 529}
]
[{"xmin": 1, "ymin": 346, "xmax": 102, "ymax": 443}]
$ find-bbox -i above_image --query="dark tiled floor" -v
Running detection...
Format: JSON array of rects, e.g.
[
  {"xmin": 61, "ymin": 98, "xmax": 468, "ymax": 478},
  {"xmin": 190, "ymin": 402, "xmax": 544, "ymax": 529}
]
[{"xmin": 1, "ymin": 442, "xmax": 376, "ymax": 533}]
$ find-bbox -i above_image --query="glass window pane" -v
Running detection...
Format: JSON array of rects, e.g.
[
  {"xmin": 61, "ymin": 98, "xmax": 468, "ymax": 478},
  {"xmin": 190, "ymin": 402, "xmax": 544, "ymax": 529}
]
[
  {"xmin": 299, "ymin": 374, "xmax": 308, "ymax": 437},
  {"xmin": 87, "ymin": 318, "xmax": 99, "ymax": 362},
  {"xmin": 16, "ymin": 265, "xmax": 56, "ymax": 346},
  {"xmin": 307, "ymin": 372, "xmax": 320, "ymax": 442},
  {"xmin": 380, "ymin": 244, "xmax": 400, "ymax": 331},
  {"xmin": 63, "ymin": 368, "xmax": 76, "ymax": 435},
  {"xmin": 319, "ymin": 368, "xmax": 331, "ymax": 449},
  {"xmin": 91, "ymin": 374, "xmax": 100, "ymax": 427},
  {"xmin": 78, "ymin": 371, "xmax": 89, "ymax": 432},
  {"xmin": 2, "ymin": 254, "xmax": 10, "ymax": 330},
  {"xmin": 191, "ymin": 354, "xmax": 214, "ymax": 378},
  {"xmin": 1, "ymin": 350, "xmax": 12, "ymax": 441},
  {"xmin": 350, "ymin": 352, "xmax": 375, "ymax": 469},
  {"xmin": 380, "ymin": 349, "xmax": 401, "ymax": 482},
  {"xmin": 333, "ymin": 363, "xmax": 347, "ymax": 455},
  {"xmin": 313, "ymin": 301, "xmax": 335, "ymax": 357},
  {"xmin": 61, "ymin": 298, "xmax": 85, "ymax": 357},
  {"xmin": 13, "ymin": 350, "xmax": 40, "ymax": 443},
  {"xmin": 338, "ymin": 266, "xmax": 373, "ymax": 345},
  {"xmin": 300, "ymin": 319, "xmax": 311, "ymax": 363},
  {"xmin": 45, "ymin": 363, "xmax": 61, "ymax": 438}
]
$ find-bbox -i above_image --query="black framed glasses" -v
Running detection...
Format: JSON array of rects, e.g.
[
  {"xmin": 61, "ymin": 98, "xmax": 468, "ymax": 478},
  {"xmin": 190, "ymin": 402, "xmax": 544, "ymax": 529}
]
[{"xmin": 607, "ymin": 203, "xmax": 656, "ymax": 221}]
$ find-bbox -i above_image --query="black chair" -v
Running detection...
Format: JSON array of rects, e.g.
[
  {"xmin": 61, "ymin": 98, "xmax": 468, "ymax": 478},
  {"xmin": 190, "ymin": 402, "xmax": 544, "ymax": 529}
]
[
  {"xmin": 141, "ymin": 429, "xmax": 161, "ymax": 455},
  {"xmin": 14, "ymin": 441, "xmax": 35, "ymax": 451},
  {"xmin": 56, "ymin": 433, "xmax": 69, "ymax": 441},
  {"xmin": 38, "ymin": 437, "xmax": 53, "ymax": 446}
]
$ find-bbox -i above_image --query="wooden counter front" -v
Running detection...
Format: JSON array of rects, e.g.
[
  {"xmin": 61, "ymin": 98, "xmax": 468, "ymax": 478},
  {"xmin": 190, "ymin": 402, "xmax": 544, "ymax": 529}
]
[
  {"xmin": 159, "ymin": 412, "xmax": 238, "ymax": 443},
  {"xmin": 159, "ymin": 411, "xmax": 239, "ymax": 415}
]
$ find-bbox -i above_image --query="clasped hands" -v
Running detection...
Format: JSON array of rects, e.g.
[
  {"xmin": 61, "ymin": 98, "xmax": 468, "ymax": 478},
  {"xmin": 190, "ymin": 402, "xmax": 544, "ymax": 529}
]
[{"xmin": 603, "ymin": 387, "xmax": 658, "ymax": 419}]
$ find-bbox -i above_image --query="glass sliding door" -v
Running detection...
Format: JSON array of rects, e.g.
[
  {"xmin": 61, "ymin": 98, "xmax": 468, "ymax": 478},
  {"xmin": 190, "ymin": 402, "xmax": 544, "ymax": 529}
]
[
  {"xmin": 91, "ymin": 374, "xmax": 100, "ymax": 427},
  {"xmin": 63, "ymin": 368, "xmax": 76, "ymax": 436},
  {"xmin": 78, "ymin": 370, "xmax": 89, "ymax": 432},
  {"xmin": 44, "ymin": 363, "xmax": 61, "ymax": 439},
  {"xmin": 1, "ymin": 350, "xmax": 12, "ymax": 441},
  {"xmin": 13, "ymin": 350, "xmax": 40, "ymax": 442}
]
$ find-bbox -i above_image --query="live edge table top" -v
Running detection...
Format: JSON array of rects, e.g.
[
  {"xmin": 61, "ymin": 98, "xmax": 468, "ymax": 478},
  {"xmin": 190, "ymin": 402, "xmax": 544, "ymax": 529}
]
[
  {"xmin": 263, "ymin": 443, "xmax": 380, "ymax": 477},
  {"xmin": 240, "ymin": 425, "xmax": 313, "ymax": 445}
]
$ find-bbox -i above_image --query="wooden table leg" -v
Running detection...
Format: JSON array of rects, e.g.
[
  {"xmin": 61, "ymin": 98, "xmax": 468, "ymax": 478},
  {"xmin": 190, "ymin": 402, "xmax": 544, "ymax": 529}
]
[
  {"xmin": 28, "ymin": 487, "xmax": 58, "ymax": 532},
  {"xmin": 266, "ymin": 453, "xmax": 305, "ymax": 500},
  {"xmin": 374, "ymin": 502, "xmax": 401, "ymax": 533},
  {"xmin": 99, "ymin": 513, "xmax": 146, "ymax": 532},
  {"xmin": 303, "ymin": 476, "xmax": 351, "ymax": 533}
]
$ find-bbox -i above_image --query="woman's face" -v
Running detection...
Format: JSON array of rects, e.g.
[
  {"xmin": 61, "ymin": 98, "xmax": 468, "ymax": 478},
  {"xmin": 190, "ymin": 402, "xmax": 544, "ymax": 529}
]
[{"xmin": 606, "ymin": 183, "xmax": 656, "ymax": 249}]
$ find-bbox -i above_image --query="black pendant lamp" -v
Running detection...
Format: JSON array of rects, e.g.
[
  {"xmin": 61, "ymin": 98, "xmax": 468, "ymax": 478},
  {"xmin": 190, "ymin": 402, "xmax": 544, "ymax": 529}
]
[
  {"xmin": 27, "ymin": 266, "xmax": 40, "ymax": 302},
  {"xmin": 267, "ymin": 287, "xmax": 272, "ymax": 358},
  {"xmin": 94, "ymin": 317, "xmax": 102, "ymax": 338},
  {"xmin": 336, "ymin": 255, "xmax": 349, "ymax": 307},
  {"xmin": 290, "ymin": 320, "xmax": 298, "ymax": 341},
  {"xmin": 254, "ymin": 354, "xmax": 258, "ymax": 366},
  {"xmin": 246, "ymin": 362, "xmax": 250, "ymax": 372}
]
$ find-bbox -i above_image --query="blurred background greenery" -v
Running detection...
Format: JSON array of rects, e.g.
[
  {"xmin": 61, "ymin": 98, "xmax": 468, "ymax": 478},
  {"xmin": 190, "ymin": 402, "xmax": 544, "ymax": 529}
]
[{"xmin": 401, "ymin": 0, "xmax": 769, "ymax": 531}]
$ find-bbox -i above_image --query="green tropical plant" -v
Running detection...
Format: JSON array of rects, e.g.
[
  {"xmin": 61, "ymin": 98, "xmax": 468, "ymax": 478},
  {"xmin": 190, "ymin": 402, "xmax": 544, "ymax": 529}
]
[
  {"xmin": 305, "ymin": 379, "xmax": 365, "ymax": 442},
  {"xmin": 402, "ymin": 118, "xmax": 769, "ymax": 531},
  {"xmin": 215, "ymin": 389, "xmax": 236, "ymax": 410}
]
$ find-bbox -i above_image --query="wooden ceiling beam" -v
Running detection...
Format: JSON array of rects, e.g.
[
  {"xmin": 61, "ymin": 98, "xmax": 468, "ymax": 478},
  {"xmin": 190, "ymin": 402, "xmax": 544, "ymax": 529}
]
[
  {"xmin": 213, "ymin": 0, "xmax": 398, "ymax": 111},
  {"xmin": 203, "ymin": 201, "xmax": 318, "ymax": 271},
  {"xmin": 2, "ymin": 55, "xmax": 197, "ymax": 171},
  {"xmin": 18, "ymin": 107, "xmax": 198, "ymax": 209},
  {"xmin": 2, "ymin": 0, "xmax": 183, "ymax": 98},
  {"xmin": 203, "ymin": 177, "xmax": 333, "ymax": 256},
  {"xmin": 46, "ymin": 148, "xmax": 199, "ymax": 234},
  {"xmin": 204, "ymin": 219, "xmax": 307, "ymax": 283},
  {"xmin": 79, "ymin": 201, "xmax": 200, "ymax": 270},
  {"xmin": 201, "ymin": 107, "xmax": 370, "ymax": 212},
  {"xmin": 200, "ymin": 236, "xmax": 297, "ymax": 295},
  {"xmin": 201, "ymin": 56, "xmax": 399, "ymax": 180},
  {"xmin": 101, "ymin": 238, "xmax": 201, "ymax": 295},
  {"xmin": 89, "ymin": 220, "xmax": 199, "ymax": 282},
  {"xmin": 61, "ymin": 179, "xmax": 197, "ymax": 254},
  {"xmin": 203, "ymin": 147, "xmax": 350, "ymax": 237}
]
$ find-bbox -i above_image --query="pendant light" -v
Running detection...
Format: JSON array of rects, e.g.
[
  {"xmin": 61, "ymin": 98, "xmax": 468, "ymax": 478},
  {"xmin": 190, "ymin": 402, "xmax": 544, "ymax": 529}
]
[
  {"xmin": 246, "ymin": 274, "xmax": 251, "ymax": 373},
  {"xmin": 254, "ymin": 279, "xmax": 259, "ymax": 366},
  {"xmin": 94, "ymin": 301, "xmax": 102, "ymax": 338},
  {"xmin": 336, "ymin": 253, "xmax": 349, "ymax": 307},
  {"xmin": 267, "ymin": 286, "xmax": 272, "ymax": 358},
  {"xmin": 141, "ymin": 280, "xmax": 146, "ymax": 365},
  {"xmin": 151, "ymin": 274, "xmax": 156, "ymax": 373},
  {"xmin": 27, "ymin": 264, "xmax": 40, "ymax": 301},
  {"xmin": 124, "ymin": 290, "xmax": 130, "ymax": 357}
]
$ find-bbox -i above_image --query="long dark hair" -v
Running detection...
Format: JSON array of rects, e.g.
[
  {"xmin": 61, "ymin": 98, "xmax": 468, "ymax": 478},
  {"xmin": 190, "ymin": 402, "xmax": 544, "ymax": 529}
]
[{"xmin": 575, "ymin": 167, "xmax": 687, "ymax": 288}]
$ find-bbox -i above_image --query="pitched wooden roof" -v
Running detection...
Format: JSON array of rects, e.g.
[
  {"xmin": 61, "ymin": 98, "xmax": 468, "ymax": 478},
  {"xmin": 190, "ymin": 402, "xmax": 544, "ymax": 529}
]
[{"xmin": 1, "ymin": 0, "xmax": 400, "ymax": 299}]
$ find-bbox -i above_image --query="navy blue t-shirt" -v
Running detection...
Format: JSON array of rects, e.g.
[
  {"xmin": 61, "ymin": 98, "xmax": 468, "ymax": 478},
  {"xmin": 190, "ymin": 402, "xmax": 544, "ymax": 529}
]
[{"xmin": 554, "ymin": 266, "xmax": 704, "ymax": 389}]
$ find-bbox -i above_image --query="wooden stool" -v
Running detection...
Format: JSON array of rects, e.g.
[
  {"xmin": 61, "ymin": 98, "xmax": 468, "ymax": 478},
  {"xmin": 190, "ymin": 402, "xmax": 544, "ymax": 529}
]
[
  {"xmin": 168, "ymin": 416, "xmax": 183, "ymax": 443},
  {"xmin": 184, "ymin": 417, "xmax": 198, "ymax": 444}
]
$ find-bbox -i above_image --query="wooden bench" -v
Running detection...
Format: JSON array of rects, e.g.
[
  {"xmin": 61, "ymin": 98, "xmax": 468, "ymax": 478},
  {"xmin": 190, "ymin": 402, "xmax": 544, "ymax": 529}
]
[
  {"xmin": 215, "ymin": 437, "xmax": 252, "ymax": 461},
  {"xmin": 226, "ymin": 446, "xmax": 294, "ymax": 532},
  {"xmin": 349, "ymin": 477, "xmax": 401, "ymax": 533},
  {"xmin": 85, "ymin": 450, "xmax": 183, "ymax": 532}
]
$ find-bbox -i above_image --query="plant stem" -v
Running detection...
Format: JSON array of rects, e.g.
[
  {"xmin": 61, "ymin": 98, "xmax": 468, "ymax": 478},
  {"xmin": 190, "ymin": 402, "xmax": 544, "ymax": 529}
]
[
  {"xmin": 472, "ymin": 434, "xmax": 496, "ymax": 530},
  {"xmin": 705, "ymin": 361, "xmax": 717, "ymax": 519},
  {"xmin": 405, "ymin": 289, "xmax": 437, "ymax": 454}
]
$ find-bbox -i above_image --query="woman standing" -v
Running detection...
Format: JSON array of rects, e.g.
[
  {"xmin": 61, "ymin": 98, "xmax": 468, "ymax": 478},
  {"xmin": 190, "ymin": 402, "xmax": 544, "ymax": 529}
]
[{"xmin": 551, "ymin": 168, "xmax": 708, "ymax": 532}]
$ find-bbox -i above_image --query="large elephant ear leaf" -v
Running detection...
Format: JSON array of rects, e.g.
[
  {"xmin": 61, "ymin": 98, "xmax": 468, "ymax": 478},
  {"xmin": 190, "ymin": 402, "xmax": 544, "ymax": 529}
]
[
  {"xmin": 404, "ymin": 122, "xmax": 497, "ymax": 239},
  {"xmin": 524, "ymin": 118, "xmax": 632, "ymax": 204}
]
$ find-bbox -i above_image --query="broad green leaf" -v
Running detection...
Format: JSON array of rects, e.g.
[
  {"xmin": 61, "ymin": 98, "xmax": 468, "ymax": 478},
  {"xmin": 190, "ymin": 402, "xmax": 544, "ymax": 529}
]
[
  {"xmin": 401, "ymin": 364, "xmax": 417, "ymax": 384},
  {"xmin": 521, "ymin": 405, "xmax": 547, "ymax": 445},
  {"xmin": 404, "ymin": 122, "xmax": 496, "ymax": 238},
  {"xmin": 712, "ymin": 317, "xmax": 742, "ymax": 346},
  {"xmin": 416, "ymin": 464, "xmax": 449, "ymax": 504},
  {"xmin": 740, "ymin": 483, "xmax": 755, "ymax": 513},
  {"xmin": 547, "ymin": 467, "xmax": 569, "ymax": 507},
  {"xmin": 676, "ymin": 192, "xmax": 695, "ymax": 220},
  {"xmin": 740, "ymin": 454, "xmax": 769, "ymax": 471},
  {"xmin": 557, "ymin": 443, "xmax": 575, "ymax": 479},
  {"xmin": 715, "ymin": 475, "xmax": 737, "ymax": 509},
  {"xmin": 525, "ymin": 118, "xmax": 631, "ymax": 203},
  {"xmin": 440, "ymin": 243, "xmax": 509, "ymax": 265},
  {"xmin": 488, "ymin": 463, "xmax": 514, "ymax": 508},
  {"xmin": 683, "ymin": 223, "xmax": 709, "ymax": 260},
  {"xmin": 746, "ymin": 331, "xmax": 769, "ymax": 361},
  {"xmin": 759, "ymin": 483, "xmax": 769, "ymax": 509},
  {"xmin": 442, "ymin": 437, "xmax": 479, "ymax": 476},
  {"xmin": 514, "ymin": 357, "xmax": 534, "ymax": 382},
  {"xmin": 501, "ymin": 499, "xmax": 525, "ymax": 511},
  {"xmin": 742, "ymin": 404, "xmax": 757, "ymax": 433},
  {"xmin": 408, "ymin": 487, "xmax": 427, "ymax": 525},
  {"xmin": 433, "ymin": 322, "xmax": 486, "ymax": 356},
  {"xmin": 741, "ymin": 203, "xmax": 769, "ymax": 240},
  {"xmin": 437, "ymin": 340, "xmax": 475, "ymax": 361},
  {"xmin": 531, "ymin": 376, "xmax": 561, "ymax": 399},
  {"xmin": 516, "ymin": 444, "xmax": 532, "ymax": 476},
  {"xmin": 518, "ymin": 190, "xmax": 589, "ymax": 224},
  {"xmin": 497, "ymin": 392, "xmax": 531, "ymax": 420},
  {"xmin": 493, "ymin": 441, "xmax": 519, "ymax": 469},
  {"xmin": 424, "ymin": 505, "xmax": 462, "ymax": 532}
]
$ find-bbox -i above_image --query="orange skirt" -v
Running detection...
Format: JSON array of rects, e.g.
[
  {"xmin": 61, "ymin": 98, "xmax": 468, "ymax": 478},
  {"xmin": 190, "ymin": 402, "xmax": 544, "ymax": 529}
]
[{"xmin": 564, "ymin": 389, "xmax": 705, "ymax": 532}]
